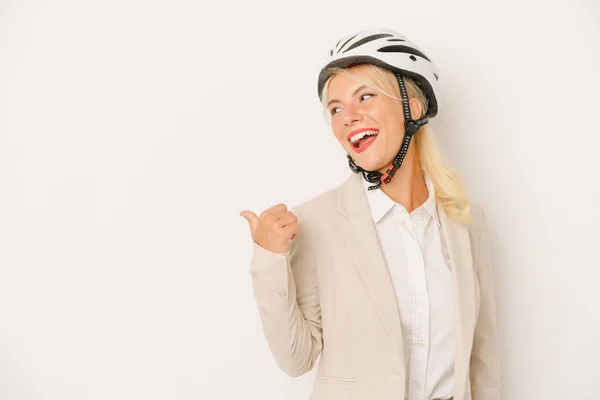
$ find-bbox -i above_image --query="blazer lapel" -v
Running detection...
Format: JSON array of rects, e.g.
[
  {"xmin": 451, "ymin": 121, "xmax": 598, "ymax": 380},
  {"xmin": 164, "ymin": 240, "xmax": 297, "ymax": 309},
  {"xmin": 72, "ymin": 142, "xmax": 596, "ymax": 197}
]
[
  {"xmin": 337, "ymin": 174, "xmax": 405, "ymax": 362},
  {"xmin": 438, "ymin": 206, "xmax": 476, "ymax": 400}
]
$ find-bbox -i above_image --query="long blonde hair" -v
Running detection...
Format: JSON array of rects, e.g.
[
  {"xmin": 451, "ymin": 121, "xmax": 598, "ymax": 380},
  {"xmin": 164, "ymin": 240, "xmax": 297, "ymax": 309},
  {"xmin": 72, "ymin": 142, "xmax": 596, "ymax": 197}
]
[{"xmin": 321, "ymin": 64, "xmax": 472, "ymax": 224}]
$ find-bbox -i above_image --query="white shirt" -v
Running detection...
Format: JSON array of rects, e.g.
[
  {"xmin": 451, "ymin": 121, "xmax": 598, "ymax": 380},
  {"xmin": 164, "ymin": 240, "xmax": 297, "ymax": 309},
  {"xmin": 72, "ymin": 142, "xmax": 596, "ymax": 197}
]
[{"xmin": 362, "ymin": 175, "xmax": 455, "ymax": 400}]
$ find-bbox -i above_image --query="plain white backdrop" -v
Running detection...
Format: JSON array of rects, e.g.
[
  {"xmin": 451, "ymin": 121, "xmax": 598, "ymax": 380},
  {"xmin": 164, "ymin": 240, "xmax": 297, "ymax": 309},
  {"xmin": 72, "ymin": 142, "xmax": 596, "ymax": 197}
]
[{"xmin": 1, "ymin": 0, "xmax": 599, "ymax": 399}]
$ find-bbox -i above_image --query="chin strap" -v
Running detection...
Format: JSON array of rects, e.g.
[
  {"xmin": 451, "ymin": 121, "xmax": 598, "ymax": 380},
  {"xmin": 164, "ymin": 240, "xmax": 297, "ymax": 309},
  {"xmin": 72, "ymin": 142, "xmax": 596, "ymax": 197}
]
[{"xmin": 347, "ymin": 74, "xmax": 430, "ymax": 191}]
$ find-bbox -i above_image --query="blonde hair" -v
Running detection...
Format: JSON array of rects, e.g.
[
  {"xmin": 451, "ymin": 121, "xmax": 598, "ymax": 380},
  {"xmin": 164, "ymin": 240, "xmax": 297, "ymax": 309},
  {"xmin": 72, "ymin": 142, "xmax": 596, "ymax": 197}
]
[{"xmin": 321, "ymin": 64, "xmax": 472, "ymax": 224}]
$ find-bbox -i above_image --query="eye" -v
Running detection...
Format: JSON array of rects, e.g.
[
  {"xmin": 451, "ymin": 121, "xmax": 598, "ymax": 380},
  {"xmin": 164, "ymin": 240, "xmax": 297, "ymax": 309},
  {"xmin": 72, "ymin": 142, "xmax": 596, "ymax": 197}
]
[
  {"xmin": 360, "ymin": 93, "xmax": 376, "ymax": 101},
  {"xmin": 330, "ymin": 107, "xmax": 342, "ymax": 116}
]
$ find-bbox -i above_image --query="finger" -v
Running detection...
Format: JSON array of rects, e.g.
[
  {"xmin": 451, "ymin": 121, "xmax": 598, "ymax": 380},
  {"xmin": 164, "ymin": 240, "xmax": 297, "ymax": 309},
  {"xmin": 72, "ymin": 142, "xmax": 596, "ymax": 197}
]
[
  {"xmin": 264, "ymin": 213, "xmax": 279, "ymax": 227},
  {"xmin": 274, "ymin": 212, "xmax": 298, "ymax": 228},
  {"xmin": 266, "ymin": 211, "xmax": 296, "ymax": 228},
  {"xmin": 239, "ymin": 210, "xmax": 259, "ymax": 232},
  {"xmin": 280, "ymin": 222, "xmax": 299, "ymax": 238},
  {"xmin": 263, "ymin": 203, "xmax": 287, "ymax": 215},
  {"xmin": 268, "ymin": 210, "xmax": 296, "ymax": 220}
]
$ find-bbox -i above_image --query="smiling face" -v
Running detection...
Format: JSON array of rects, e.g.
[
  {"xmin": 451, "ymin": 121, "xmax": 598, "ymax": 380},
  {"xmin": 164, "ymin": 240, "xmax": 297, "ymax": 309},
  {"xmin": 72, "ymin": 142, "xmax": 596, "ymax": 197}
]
[{"xmin": 324, "ymin": 65, "xmax": 422, "ymax": 173}]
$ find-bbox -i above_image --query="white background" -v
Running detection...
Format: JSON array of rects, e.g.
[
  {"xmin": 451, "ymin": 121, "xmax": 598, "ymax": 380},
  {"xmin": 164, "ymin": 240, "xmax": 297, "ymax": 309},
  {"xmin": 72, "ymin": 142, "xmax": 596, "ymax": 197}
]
[{"xmin": 1, "ymin": 0, "xmax": 599, "ymax": 399}]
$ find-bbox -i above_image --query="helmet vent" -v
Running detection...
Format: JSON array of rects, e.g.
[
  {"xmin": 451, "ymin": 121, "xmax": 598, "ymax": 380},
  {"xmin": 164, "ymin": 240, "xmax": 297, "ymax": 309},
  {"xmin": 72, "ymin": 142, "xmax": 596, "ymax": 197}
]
[
  {"xmin": 342, "ymin": 33, "xmax": 393, "ymax": 53},
  {"xmin": 377, "ymin": 45, "xmax": 431, "ymax": 62},
  {"xmin": 337, "ymin": 34, "xmax": 358, "ymax": 52}
]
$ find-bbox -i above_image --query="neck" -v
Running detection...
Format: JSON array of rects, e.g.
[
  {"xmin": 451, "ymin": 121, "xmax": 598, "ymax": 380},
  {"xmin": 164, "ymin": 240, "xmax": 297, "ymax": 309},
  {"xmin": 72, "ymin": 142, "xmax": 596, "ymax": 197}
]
[{"xmin": 378, "ymin": 149, "xmax": 428, "ymax": 214}]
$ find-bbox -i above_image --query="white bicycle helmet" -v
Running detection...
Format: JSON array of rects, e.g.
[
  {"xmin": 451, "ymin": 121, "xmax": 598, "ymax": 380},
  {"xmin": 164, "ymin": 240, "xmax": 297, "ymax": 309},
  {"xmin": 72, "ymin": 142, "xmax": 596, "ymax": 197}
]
[{"xmin": 317, "ymin": 28, "xmax": 440, "ymax": 118}]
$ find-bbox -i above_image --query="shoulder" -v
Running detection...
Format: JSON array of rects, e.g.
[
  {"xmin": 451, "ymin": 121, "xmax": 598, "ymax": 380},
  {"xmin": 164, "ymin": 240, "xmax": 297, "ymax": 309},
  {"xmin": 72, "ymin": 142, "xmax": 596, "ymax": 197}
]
[
  {"xmin": 290, "ymin": 174, "xmax": 356, "ymax": 225},
  {"xmin": 290, "ymin": 186, "xmax": 339, "ymax": 224},
  {"xmin": 286, "ymin": 178, "xmax": 348, "ymax": 256}
]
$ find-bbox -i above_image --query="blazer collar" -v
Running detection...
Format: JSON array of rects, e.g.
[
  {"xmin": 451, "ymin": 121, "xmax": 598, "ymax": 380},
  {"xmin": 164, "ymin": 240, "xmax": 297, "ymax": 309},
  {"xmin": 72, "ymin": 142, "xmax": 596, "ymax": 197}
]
[{"xmin": 359, "ymin": 173, "xmax": 441, "ymax": 226}]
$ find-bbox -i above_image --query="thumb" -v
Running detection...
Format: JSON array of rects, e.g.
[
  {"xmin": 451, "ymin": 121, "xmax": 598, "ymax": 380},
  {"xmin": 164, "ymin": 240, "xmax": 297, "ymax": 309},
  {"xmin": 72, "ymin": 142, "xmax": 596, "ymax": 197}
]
[{"xmin": 239, "ymin": 210, "xmax": 259, "ymax": 233}]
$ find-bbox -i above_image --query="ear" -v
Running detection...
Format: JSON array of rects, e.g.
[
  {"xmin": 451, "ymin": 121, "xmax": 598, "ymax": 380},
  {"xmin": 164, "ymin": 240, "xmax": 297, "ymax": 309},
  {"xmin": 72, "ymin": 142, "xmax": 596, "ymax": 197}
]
[{"xmin": 408, "ymin": 97, "xmax": 422, "ymax": 120}]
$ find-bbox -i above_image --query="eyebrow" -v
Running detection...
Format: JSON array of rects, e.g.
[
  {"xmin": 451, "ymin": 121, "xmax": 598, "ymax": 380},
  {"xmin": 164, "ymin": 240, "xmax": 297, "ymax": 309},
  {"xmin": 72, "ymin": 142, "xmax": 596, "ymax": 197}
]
[{"xmin": 327, "ymin": 85, "xmax": 369, "ymax": 108}]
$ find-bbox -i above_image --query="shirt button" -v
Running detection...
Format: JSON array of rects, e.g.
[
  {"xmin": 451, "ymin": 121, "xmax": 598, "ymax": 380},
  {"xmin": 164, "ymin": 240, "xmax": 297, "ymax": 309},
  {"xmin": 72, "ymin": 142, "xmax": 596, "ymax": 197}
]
[{"xmin": 278, "ymin": 289, "xmax": 287, "ymax": 297}]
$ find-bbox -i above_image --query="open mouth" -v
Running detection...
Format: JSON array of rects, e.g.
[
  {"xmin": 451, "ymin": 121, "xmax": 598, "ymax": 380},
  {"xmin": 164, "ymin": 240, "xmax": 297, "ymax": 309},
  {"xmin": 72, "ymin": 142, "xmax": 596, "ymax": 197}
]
[{"xmin": 349, "ymin": 129, "xmax": 379, "ymax": 152}]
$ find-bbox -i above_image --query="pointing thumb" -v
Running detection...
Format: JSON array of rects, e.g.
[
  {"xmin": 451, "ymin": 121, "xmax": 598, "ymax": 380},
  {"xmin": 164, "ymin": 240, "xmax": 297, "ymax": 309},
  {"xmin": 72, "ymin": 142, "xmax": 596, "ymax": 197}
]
[{"xmin": 239, "ymin": 210, "xmax": 259, "ymax": 233}]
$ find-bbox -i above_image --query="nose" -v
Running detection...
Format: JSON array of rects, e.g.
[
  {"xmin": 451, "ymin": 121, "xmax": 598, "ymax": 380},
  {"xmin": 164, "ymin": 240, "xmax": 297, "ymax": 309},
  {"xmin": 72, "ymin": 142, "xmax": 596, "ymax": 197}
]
[{"xmin": 343, "ymin": 107, "xmax": 364, "ymax": 126}]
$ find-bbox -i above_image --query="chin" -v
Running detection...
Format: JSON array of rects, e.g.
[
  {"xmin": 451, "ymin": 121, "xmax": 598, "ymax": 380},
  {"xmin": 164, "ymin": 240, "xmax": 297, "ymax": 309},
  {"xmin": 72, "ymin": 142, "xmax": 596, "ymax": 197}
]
[
  {"xmin": 346, "ymin": 141, "xmax": 391, "ymax": 172},
  {"xmin": 351, "ymin": 154, "xmax": 387, "ymax": 172}
]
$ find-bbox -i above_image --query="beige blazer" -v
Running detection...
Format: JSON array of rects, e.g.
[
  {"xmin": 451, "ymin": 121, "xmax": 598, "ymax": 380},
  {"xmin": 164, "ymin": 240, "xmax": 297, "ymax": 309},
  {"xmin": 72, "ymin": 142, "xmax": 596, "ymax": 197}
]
[{"xmin": 250, "ymin": 173, "xmax": 500, "ymax": 400}]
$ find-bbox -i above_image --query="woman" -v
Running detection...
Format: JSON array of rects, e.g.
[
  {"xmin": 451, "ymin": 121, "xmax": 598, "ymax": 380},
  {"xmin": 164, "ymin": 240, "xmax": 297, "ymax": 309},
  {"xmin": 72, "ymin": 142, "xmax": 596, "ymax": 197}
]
[{"xmin": 240, "ymin": 28, "xmax": 500, "ymax": 400}]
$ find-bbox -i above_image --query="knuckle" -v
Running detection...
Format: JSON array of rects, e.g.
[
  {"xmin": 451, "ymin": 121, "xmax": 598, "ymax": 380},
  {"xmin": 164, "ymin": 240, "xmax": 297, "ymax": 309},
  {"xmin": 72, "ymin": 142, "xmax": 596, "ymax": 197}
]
[{"xmin": 271, "ymin": 220, "xmax": 282, "ymax": 231}]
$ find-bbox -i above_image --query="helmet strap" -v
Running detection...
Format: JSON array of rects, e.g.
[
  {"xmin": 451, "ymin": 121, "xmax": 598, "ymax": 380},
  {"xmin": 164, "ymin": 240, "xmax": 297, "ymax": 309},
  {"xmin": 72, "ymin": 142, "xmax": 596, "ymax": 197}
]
[{"xmin": 347, "ymin": 73, "xmax": 430, "ymax": 190}]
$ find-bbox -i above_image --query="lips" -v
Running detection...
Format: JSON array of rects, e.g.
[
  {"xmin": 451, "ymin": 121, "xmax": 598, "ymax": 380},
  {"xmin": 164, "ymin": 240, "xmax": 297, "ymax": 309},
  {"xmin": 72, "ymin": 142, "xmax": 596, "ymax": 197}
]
[
  {"xmin": 347, "ymin": 128, "xmax": 379, "ymax": 153},
  {"xmin": 347, "ymin": 127, "xmax": 379, "ymax": 142}
]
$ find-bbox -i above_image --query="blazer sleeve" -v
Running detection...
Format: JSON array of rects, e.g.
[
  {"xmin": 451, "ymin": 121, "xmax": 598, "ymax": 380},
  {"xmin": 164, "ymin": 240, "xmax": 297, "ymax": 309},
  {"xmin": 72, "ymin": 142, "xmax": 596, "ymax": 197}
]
[
  {"xmin": 249, "ymin": 208, "xmax": 323, "ymax": 377},
  {"xmin": 470, "ymin": 209, "xmax": 501, "ymax": 400}
]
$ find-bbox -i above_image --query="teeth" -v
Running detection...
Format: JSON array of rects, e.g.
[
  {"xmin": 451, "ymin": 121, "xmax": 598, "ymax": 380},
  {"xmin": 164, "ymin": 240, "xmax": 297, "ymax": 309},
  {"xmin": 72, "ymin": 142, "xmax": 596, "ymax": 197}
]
[{"xmin": 350, "ymin": 130, "xmax": 378, "ymax": 143}]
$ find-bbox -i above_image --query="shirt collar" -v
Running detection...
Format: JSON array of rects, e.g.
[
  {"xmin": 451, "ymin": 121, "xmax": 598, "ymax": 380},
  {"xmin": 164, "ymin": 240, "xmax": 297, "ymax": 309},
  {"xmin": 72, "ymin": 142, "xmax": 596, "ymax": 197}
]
[{"xmin": 361, "ymin": 173, "xmax": 441, "ymax": 227}]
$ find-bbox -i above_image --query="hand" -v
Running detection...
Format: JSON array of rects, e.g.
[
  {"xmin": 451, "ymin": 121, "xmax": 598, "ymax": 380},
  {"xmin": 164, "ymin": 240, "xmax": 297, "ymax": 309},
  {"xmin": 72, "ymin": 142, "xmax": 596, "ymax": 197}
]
[{"xmin": 240, "ymin": 203, "xmax": 299, "ymax": 254}]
